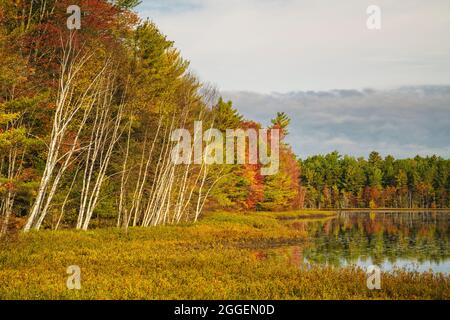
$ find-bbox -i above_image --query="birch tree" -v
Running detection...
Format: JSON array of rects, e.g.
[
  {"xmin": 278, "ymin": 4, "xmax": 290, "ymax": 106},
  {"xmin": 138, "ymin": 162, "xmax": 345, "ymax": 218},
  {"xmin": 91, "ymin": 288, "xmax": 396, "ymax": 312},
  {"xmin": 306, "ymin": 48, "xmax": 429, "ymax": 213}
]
[
  {"xmin": 77, "ymin": 73, "xmax": 125, "ymax": 230},
  {"xmin": 24, "ymin": 36, "xmax": 110, "ymax": 231}
]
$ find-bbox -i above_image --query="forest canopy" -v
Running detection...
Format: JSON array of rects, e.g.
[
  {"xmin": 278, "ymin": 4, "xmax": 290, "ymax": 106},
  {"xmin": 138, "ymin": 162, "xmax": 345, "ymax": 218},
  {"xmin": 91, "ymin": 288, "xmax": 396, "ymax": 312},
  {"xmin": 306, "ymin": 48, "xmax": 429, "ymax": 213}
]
[
  {"xmin": 300, "ymin": 152, "xmax": 450, "ymax": 209},
  {"xmin": 0, "ymin": 0, "xmax": 302, "ymax": 234}
]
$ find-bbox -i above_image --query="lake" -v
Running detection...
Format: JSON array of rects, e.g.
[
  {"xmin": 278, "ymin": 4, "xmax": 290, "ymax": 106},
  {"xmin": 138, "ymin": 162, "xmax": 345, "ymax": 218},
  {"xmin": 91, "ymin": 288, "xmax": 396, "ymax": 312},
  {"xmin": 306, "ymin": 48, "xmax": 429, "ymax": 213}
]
[{"xmin": 269, "ymin": 211, "xmax": 450, "ymax": 274}]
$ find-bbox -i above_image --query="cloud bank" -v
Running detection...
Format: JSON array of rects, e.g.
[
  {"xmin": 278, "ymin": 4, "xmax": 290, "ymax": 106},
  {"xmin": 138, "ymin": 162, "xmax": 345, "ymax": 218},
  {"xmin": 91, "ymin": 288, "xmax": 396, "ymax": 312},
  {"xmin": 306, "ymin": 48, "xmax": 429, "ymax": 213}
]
[
  {"xmin": 222, "ymin": 86, "xmax": 450, "ymax": 158},
  {"xmin": 138, "ymin": 0, "xmax": 450, "ymax": 92},
  {"xmin": 137, "ymin": 1, "xmax": 450, "ymax": 158}
]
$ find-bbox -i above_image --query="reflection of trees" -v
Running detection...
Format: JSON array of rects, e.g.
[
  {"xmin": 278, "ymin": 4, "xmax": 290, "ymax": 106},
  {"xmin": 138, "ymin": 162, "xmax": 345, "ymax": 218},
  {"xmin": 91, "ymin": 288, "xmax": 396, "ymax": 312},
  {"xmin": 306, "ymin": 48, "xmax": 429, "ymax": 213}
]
[{"xmin": 301, "ymin": 212, "xmax": 450, "ymax": 267}]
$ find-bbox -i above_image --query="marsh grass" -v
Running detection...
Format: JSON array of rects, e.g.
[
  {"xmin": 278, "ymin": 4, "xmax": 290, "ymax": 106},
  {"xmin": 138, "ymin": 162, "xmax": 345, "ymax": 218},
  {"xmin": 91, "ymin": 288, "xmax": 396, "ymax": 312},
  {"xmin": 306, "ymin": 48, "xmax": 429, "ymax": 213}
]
[{"xmin": 0, "ymin": 211, "xmax": 448, "ymax": 300}]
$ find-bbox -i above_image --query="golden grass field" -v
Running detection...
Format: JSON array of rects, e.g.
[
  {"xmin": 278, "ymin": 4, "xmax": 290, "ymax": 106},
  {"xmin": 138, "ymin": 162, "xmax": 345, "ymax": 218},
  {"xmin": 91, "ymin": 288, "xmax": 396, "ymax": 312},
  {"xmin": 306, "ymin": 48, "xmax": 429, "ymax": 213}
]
[{"xmin": 0, "ymin": 211, "xmax": 448, "ymax": 300}]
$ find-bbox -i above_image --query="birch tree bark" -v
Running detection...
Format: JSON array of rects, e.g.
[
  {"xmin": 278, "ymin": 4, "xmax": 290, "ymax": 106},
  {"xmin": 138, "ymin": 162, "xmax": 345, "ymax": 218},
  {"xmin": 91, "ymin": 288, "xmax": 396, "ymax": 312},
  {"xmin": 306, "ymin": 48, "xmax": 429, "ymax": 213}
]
[
  {"xmin": 24, "ymin": 36, "xmax": 109, "ymax": 231},
  {"xmin": 78, "ymin": 74, "xmax": 125, "ymax": 230}
]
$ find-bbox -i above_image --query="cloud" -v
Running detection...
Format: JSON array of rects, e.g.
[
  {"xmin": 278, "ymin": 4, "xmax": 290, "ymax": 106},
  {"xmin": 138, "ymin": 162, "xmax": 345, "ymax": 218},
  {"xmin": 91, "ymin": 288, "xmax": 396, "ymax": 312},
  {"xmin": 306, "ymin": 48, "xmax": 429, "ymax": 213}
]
[
  {"xmin": 222, "ymin": 86, "xmax": 450, "ymax": 159},
  {"xmin": 138, "ymin": 0, "xmax": 204, "ymax": 14},
  {"xmin": 137, "ymin": 0, "xmax": 450, "ymax": 92},
  {"xmin": 137, "ymin": 2, "xmax": 450, "ymax": 158}
]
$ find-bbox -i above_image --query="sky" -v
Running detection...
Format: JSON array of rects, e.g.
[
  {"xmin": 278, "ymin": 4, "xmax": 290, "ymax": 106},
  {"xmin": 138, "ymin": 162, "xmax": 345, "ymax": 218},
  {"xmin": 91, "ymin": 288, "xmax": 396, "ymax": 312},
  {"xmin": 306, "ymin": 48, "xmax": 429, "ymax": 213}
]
[{"xmin": 137, "ymin": 0, "xmax": 450, "ymax": 158}]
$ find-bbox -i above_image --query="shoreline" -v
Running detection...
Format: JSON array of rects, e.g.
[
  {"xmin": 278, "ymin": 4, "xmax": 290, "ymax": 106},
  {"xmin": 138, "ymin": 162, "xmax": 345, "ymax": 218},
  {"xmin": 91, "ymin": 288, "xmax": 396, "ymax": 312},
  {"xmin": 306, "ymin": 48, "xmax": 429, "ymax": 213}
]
[{"xmin": 0, "ymin": 211, "xmax": 448, "ymax": 300}]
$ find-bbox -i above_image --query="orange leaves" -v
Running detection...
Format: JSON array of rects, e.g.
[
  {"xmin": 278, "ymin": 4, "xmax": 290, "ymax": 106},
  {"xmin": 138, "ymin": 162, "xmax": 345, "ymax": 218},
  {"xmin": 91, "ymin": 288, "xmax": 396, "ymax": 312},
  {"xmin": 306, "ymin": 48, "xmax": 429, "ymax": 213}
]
[{"xmin": 17, "ymin": 0, "xmax": 134, "ymax": 75}]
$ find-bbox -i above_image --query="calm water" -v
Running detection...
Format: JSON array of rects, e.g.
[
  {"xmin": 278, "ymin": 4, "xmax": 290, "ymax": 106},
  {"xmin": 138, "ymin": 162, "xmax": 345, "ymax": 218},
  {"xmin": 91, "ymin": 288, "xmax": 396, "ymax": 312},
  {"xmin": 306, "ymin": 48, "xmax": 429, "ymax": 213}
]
[{"xmin": 272, "ymin": 211, "xmax": 450, "ymax": 274}]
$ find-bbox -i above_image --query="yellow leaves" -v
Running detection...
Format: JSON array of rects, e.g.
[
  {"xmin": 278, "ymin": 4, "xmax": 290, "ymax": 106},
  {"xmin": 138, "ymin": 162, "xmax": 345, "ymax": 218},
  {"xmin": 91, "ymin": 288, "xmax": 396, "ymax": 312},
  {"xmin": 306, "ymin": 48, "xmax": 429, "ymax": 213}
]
[{"xmin": 0, "ymin": 110, "xmax": 20, "ymax": 125}]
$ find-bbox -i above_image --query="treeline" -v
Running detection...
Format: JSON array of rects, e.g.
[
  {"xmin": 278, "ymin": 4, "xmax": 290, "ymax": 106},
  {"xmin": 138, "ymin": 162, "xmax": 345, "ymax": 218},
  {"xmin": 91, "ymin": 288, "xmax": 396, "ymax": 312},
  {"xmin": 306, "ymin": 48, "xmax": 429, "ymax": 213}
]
[
  {"xmin": 1, "ymin": 1, "xmax": 448, "ymax": 236},
  {"xmin": 0, "ymin": 0, "xmax": 301, "ymax": 234},
  {"xmin": 299, "ymin": 152, "xmax": 450, "ymax": 209}
]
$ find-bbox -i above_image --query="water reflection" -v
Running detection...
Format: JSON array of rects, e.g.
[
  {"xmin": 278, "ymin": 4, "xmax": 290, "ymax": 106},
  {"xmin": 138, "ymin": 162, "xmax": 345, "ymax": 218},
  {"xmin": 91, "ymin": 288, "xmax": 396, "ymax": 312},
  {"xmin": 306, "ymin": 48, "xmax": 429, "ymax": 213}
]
[{"xmin": 279, "ymin": 211, "xmax": 450, "ymax": 274}]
